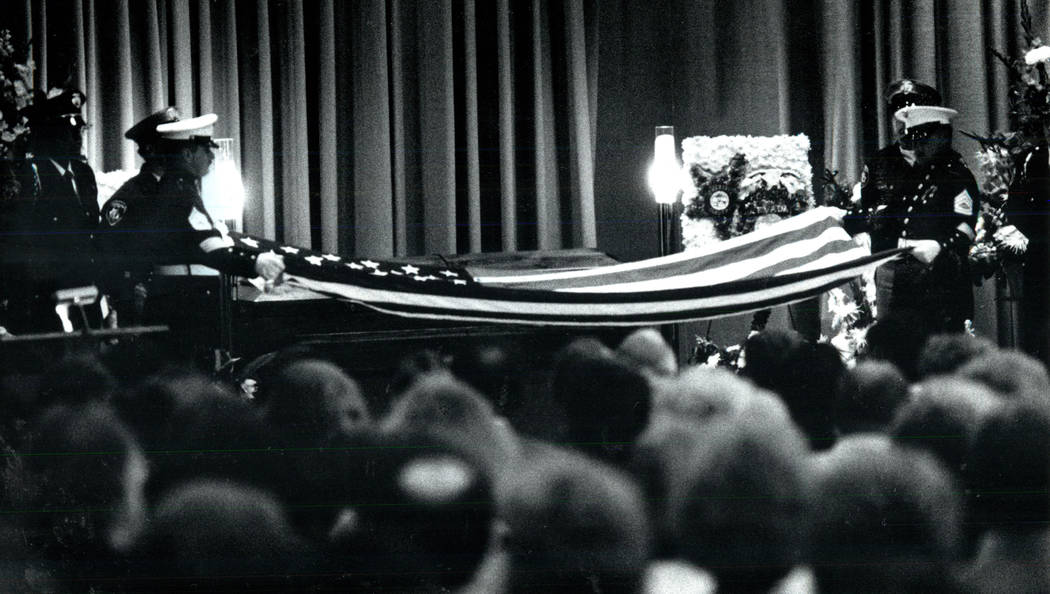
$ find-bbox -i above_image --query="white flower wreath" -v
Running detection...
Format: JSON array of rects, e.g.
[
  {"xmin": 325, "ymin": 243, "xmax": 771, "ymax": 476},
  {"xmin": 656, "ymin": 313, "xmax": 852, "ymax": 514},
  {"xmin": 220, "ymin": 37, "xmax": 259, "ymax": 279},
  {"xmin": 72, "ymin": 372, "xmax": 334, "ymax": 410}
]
[{"xmin": 680, "ymin": 134, "xmax": 814, "ymax": 251}]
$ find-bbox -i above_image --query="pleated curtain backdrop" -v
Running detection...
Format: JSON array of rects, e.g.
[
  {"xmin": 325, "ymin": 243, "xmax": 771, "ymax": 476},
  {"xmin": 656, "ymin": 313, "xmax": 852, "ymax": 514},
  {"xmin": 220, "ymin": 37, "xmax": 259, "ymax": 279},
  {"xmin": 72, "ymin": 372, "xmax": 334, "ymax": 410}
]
[{"xmin": 7, "ymin": 0, "xmax": 599, "ymax": 258}]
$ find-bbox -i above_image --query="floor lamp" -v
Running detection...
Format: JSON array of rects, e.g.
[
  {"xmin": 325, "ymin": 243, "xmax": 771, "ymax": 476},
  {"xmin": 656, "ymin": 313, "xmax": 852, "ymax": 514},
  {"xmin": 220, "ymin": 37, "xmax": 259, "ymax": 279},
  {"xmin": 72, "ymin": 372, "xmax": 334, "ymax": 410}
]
[{"xmin": 648, "ymin": 125, "xmax": 682, "ymax": 358}]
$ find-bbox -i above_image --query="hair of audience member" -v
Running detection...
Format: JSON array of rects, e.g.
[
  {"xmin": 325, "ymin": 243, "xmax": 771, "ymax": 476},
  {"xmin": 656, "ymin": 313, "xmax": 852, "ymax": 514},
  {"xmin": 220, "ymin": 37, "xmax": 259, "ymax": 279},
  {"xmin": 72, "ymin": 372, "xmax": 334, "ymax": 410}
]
[
  {"xmin": 862, "ymin": 310, "xmax": 932, "ymax": 380},
  {"xmin": 835, "ymin": 360, "xmax": 911, "ymax": 435},
  {"xmin": 739, "ymin": 328, "xmax": 806, "ymax": 392},
  {"xmin": 810, "ymin": 434, "xmax": 964, "ymax": 594},
  {"xmin": 888, "ymin": 376, "xmax": 1000, "ymax": 477},
  {"xmin": 140, "ymin": 372, "xmax": 268, "ymax": 502},
  {"xmin": 449, "ymin": 340, "xmax": 524, "ymax": 414},
  {"xmin": 956, "ymin": 349, "xmax": 1050, "ymax": 404},
  {"xmin": 550, "ymin": 338, "xmax": 652, "ymax": 467},
  {"xmin": 965, "ymin": 401, "xmax": 1050, "ymax": 537},
  {"xmin": 616, "ymin": 327, "xmax": 678, "ymax": 376},
  {"xmin": 330, "ymin": 434, "xmax": 495, "ymax": 591},
  {"xmin": 130, "ymin": 479, "xmax": 312, "ymax": 592},
  {"xmin": 779, "ymin": 341, "xmax": 847, "ymax": 450},
  {"xmin": 502, "ymin": 448, "xmax": 651, "ymax": 593},
  {"xmin": 669, "ymin": 398, "xmax": 811, "ymax": 593},
  {"xmin": 917, "ymin": 333, "xmax": 997, "ymax": 379},
  {"xmin": 633, "ymin": 366, "xmax": 792, "ymax": 557},
  {"xmin": 262, "ymin": 358, "xmax": 370, "ymax": 446},
  {"xmin": 387, "ymin": 348, "xmax": 450, "ymax": 396},
  {"xmin": 382, "ymin": 371, "xmax": 518, "ymax": 484},
  {"xmin": 35, "ymin": 353, "xmax": 117, "ymax": 410},
  {"xmin": 21, "ymin": 403, "xmax": 148, "ymax": 585}
]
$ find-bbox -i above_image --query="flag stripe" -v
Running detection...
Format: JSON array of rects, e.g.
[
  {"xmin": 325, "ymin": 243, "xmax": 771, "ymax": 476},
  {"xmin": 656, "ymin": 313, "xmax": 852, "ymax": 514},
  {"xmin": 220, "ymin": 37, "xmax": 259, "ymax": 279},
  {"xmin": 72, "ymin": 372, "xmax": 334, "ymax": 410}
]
[
  {"xmin": 234, "ymin": 208, "xmax": 896, "ymax": 327},
  {"xmin": 285, "ymin": 249, "xmax": 902, "ymax": 325},
  {"xmin": 476, "ymin": 208, "xmax": 843, "ymax": 287}
]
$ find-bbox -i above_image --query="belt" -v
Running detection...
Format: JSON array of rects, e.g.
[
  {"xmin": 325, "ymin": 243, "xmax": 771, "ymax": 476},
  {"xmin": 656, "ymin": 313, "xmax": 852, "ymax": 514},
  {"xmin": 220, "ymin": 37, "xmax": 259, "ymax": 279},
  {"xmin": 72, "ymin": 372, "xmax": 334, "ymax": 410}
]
[{"xmin": 153, "ymin": 264, "xmax": 220, "ymax": 276}]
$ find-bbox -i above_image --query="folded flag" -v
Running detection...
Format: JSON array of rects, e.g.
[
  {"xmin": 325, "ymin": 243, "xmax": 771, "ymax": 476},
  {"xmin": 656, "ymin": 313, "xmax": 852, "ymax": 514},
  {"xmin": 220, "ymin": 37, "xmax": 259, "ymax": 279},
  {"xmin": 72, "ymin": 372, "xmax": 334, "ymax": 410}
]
[{"xmin": 230, "ymin": 207, "xmax": 903, "ymax": 326}]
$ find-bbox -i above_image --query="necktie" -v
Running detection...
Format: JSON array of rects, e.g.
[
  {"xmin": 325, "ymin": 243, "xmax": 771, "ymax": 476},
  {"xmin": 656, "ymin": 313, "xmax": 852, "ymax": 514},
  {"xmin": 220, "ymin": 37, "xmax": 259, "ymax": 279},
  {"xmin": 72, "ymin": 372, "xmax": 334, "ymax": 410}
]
[{"xmin": 64, "ymin": 166, "xmax": 79, "ymax": 197}]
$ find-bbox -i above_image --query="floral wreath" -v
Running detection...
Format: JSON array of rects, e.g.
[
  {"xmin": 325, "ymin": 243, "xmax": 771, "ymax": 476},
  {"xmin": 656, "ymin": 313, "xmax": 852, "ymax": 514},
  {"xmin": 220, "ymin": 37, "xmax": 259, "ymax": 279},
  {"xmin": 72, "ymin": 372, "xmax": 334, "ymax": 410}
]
[{"xmin": 680, "ymin": 134, "xmax": 815, "ymax": 249}]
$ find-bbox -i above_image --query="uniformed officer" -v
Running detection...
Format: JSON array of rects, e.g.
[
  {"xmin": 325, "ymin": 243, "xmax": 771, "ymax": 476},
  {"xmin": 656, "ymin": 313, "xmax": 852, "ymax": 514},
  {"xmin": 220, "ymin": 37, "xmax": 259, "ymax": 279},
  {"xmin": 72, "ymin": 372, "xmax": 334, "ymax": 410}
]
[
  {"xmin": 850, "ymin": 105, "xmax": 979, "ymax": 333},
  {"xmin": 97, "ymin": 107, "xmax": 182, "ymax": 324},
  {"xmin": 101, "ymin": 112, "xmax": 284, "ymax": 289},
  {"xmin": 845, "ymin": 79, "xmax": 942, "ymax": 253},
  {"xmin": 0, "ymin": 88, "xmax": 102, "ymax": 333}
]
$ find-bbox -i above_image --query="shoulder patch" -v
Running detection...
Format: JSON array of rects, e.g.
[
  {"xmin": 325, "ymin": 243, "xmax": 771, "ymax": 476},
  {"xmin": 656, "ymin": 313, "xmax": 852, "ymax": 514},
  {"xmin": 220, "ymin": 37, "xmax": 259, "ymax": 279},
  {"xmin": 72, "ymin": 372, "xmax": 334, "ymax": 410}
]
[
  {"xmin": 953, "ymin": 189, "xmax": 974, "ymax": 216},
  {"xmin": 104, "ymin": 200, "xmax": 127, "ymax": 226},
  {"xmin": 860, "ymin": 165, "xmax": 869, "ymax": 187}
]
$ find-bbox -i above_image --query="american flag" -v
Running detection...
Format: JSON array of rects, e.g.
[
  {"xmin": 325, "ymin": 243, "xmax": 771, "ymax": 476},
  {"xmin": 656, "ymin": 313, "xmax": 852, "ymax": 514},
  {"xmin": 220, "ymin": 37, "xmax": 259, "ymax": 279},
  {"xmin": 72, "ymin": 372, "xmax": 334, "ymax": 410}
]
[{"xmin": 231, "ymin": 208, "xmax": 903, "ymax": 326}]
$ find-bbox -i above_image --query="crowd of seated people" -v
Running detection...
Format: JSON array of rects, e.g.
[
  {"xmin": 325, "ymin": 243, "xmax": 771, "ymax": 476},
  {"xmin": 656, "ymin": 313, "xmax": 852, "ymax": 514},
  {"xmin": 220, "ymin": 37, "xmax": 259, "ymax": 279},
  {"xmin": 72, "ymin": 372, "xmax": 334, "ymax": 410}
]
[{"xmin": 0, "ymin": 318, "xmax": 1047, "ymax": 593}]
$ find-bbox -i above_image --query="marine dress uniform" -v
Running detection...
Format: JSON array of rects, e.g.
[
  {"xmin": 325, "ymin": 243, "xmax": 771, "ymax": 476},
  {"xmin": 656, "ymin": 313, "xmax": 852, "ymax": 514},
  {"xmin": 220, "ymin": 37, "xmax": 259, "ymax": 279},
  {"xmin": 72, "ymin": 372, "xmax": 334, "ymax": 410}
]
[{"xmin": 849, "ymin": 106, "xmax": 979, "ymax": 333}]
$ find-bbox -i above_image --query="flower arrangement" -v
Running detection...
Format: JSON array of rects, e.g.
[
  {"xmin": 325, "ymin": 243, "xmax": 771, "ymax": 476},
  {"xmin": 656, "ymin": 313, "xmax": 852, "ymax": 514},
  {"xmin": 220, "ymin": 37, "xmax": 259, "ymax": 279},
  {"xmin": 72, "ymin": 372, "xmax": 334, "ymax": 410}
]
[
  {"xmin": 962, "ymin": 1, "xmax": 1048, "ymax": 279},
  {"xmin": 690, "ymin": 336, "xmax": 745, "ymax": 372},
  {"xmin": 0, "ymin": 29, "xmax": 32, "ymax": 161},
  {"xmin": 680, "ymin": 134, "xmax": 814, "ymax": 249},
  {"xmin": 992, "ymin": 1, "xmax": 1050, "ymax": 134}
]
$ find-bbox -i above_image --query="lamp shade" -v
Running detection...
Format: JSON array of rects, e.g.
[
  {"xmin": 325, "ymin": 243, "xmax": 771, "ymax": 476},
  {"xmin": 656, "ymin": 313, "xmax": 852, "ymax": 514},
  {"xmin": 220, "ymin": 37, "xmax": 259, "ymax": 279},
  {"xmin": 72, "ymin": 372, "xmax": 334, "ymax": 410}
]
[{"xmin": 648, "ymin": 126, "xmax": 680, "ymax": 204}]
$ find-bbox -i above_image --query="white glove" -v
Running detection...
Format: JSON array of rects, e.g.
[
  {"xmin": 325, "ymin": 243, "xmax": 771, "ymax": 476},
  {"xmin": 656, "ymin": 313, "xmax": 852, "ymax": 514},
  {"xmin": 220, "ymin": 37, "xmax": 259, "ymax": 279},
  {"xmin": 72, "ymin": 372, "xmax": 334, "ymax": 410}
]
[
  {"xmin": 900, "ymin": 238, "xmax": 942, "ymax": 265},
  {"xmin": 853, "ymin": 232, "xmax": 871, "ymax": 250},
  {"xmin": 254, "ymin": 251, "xmax": 286, "ymax": 290}
]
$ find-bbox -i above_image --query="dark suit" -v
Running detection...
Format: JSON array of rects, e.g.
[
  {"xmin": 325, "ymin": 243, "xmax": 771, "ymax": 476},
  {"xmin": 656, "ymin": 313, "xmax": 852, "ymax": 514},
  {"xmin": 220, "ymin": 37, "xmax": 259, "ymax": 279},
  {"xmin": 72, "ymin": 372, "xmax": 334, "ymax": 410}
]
[
  {"xmin": 0, "ymin": 157, "xmax": 101, "ymax": 332},
  {"xmin": 1005, "ymin": 145, "xmax": 1050, "ymax": 363}
]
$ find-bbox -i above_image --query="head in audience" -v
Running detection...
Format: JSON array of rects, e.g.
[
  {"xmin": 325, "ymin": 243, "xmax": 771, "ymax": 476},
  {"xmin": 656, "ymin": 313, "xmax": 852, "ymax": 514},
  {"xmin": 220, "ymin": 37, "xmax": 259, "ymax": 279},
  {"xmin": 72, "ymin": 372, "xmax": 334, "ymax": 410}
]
[
  {"xmin": 835, "ymin": 360, "xmax": 910, "ymax": 435},
  {"xmin": 634, "ymin": 366, "xmax": 792, "ymax": 556},
  {"xmin": 382, "ymin": 371, "xmax": 518, "ymax": 485},
  {"xmin": 503, "ymin": 448, "xmax": 651, "ymax": 593},
  {"xmin": 669, "ymin": 397, "xmax": 811, "ymax": 593},
  {"xmin": 956, "ymin": 349, "xmax": 1050, "ymax": 404},
  {"xmin": 132, "ymin": 480, "xmax": 310, "ymax": 592},
  {"xmin": 262, "ymin": 358, "xmax": 370, "ymax": 446},
  {"xmin": 616, "ymin": 327, "xmax": 678, "ymax": 376},
  {"xmin": 388, "ymin": 348, "xmax": 450, "ymax": 396},
  {"xmin": 35, "ymin": 352, "xmax": 117, "ymax": 410},
  {"xmin": 811, "ymin": 434, "xmax": 963, "ymax": 593},
  {"xmin": 22, "ymin": 404, "xmax": 148, "ymax": 575},
  {"xmin": 550, "ymin": 338, "xmax": 651, "ymax": 466},
  {"xmin": 135, "ymin": 371, "xmax": 267, "ymax": 501},
  {"xmin": 917, "ymin": 333, "xmax": 996, "ymax": 379},
  {"xmin": 450, "ymin": 339, "xmax": 523, "ymax": 414},
  {"xmin": 780, "ymin": 341, "xmax": 847, "ymax": 450},
  {"xmin": 863, "ymin": 310, "xmax": 931, "ymax": 380},
  {"xmin": 332, "ymin": 434, "xmax": 494, "ymax": 591},
  {"xmin": 965, "ymin": 401, "xmax": 1050, "ymax": 537},
  {"xmin": 739, "ymin": 328, "xmax": 806, "ymax": 392},
  {"xmin": 889, "ymin": 376, "xmax": 1000, "ymax": 477}
]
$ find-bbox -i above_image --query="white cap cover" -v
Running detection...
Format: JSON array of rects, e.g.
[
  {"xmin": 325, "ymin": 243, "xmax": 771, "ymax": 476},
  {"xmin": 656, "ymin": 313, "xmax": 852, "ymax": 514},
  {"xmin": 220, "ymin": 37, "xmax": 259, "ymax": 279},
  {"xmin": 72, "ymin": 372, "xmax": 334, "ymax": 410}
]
[
  {"xmin": 894, "ymin": 105, "xmax": 958, "ymax": 130},
  {"xmin": 156, "ymin": 113, "xmax": 218, "ymax": 141}
]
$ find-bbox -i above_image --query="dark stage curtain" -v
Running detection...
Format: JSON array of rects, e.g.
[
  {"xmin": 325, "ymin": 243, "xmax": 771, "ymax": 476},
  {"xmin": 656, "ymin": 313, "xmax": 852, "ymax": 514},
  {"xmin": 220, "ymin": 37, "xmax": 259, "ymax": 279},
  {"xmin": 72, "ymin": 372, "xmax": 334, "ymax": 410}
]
[{"xmin": 5, "ymin": 0, "xmax": 1049, "ymax": 339}]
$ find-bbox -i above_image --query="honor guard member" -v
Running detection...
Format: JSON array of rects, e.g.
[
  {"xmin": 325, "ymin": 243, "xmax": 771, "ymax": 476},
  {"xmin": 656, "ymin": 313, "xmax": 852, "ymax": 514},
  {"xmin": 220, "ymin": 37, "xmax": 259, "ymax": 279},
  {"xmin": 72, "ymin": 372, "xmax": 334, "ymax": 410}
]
[
  {"xmin": 103, "ymin": 113, "xmax": 284, "ymax": 306},
  {"xmin": 98, "ymin": 107, "xmax": 182, "ymax": 324},
  {"xmin": 845, "ymin": 79, "xmax": 942, "ymax": 253},
  {"xmin": 866, "ymin": 105, "xmax": 979, "ymax": 333},
  {"xmin": 0, "ymin": 88, "xmax": 102, "ymax": 333}
]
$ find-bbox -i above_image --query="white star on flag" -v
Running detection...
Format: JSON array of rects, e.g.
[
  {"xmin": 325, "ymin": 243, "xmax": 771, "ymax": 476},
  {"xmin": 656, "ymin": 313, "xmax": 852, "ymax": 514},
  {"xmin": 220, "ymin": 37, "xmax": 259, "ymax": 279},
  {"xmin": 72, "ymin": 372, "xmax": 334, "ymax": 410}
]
[
  {"xmin": 453, "ymin": 279, "xmax": 468, "ymax": 285},
  {"xmin": 413, "ymin": 276, "xmax": 429, "ymax": 282},
  {"xmin": 281, "ymin": 246, "xmax": 300, "ymax": 255},
  {"xmin": 240, "ymin": 237, "xmax": 259, "ymax": 248},
  {"xmin": 440, "ymin": 270, "xmax": 458, "ymax": 277},
  {"xmin": 323, "ymin": 254, "xmax": 341, "ymax": 262},
  {"xmin": 305, "ymin": 255, "xmax": 325, "ymax": 266},
  {"xmin": 361, "ymin": 260, "xmax": 379, "ymax": 268},
  {"xmin": 346, "ymin": 262, "xmax": 364, "ymax": 270},
  {"xmin": 401, "ymin": 264, "xmax": 420, "ymax": 275},
  {"xmin": 371, "ymin": 270, "xmax": 389, "ymax": 276}
]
